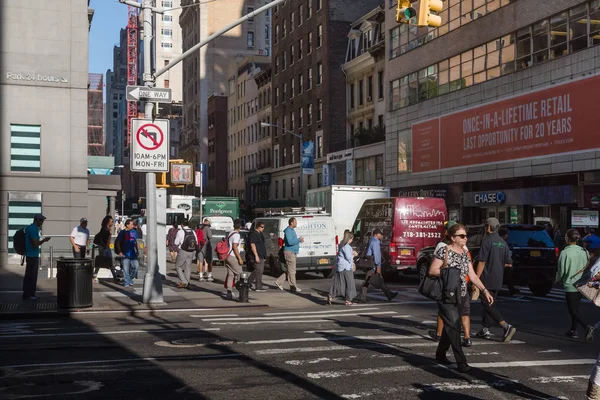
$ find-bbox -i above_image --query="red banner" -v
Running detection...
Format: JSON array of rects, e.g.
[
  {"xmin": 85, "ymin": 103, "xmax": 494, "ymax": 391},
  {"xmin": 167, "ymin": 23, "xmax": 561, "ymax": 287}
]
[
  {"xmin": 412, "ymin": 119, "xmax": 440, "ymax": 173},
  {"xmin": 412, "ymin": 74, "xmax": 600, "ymax": 173}
]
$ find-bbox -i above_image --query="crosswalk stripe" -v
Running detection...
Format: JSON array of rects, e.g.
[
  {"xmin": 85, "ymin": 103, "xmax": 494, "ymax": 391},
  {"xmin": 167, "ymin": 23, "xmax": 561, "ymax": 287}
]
[
  {"xmin": 308, "ymin": 358, "xmax": 595, "ymax": 379},
  {"xmin": 264, "ymin": 308, "xmax": 380, "ymax": 316},
  {"xmin": 202, "ymin": 311, "xmax": 397, "ymax": 322},
  {"xmin": 245, "ymin": 334, "xmax": 424, "ymax": 345},
  {"xmin": 254, "ymin": 340, "xmax": 526, "ymax": 355}
]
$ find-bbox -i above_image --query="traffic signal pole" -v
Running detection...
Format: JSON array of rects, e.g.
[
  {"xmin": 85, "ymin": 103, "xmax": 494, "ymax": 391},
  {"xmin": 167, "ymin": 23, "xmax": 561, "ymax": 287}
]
[{"xmin": 119, "ymin": 0, "xmax": 286, "ymax": 304}]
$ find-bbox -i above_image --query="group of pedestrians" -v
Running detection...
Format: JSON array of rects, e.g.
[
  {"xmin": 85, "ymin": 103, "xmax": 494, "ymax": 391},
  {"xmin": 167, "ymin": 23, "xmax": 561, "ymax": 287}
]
[{"xmin": 172, "ymin": 218, "xmax": 214, "ymax": 289}]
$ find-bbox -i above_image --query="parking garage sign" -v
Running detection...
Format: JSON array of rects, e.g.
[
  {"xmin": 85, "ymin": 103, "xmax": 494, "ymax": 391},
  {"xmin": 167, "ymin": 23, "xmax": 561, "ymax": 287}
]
[{"xmin": 131, "ymin": 118, "xmax": 169, "ymax": 172}]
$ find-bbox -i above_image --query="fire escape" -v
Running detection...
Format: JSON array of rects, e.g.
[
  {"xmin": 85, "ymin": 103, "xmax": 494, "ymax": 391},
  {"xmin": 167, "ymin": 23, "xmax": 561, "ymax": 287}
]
[{"xmin": 126, "ymin": 5, "xmax": 139, "ymax": 152}]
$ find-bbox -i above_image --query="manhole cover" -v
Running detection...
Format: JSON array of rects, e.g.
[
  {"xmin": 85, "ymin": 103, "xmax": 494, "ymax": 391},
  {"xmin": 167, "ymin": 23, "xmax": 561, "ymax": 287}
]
[{"xmin": 0, "ymin": 303, "xmax": 19, "ymax": 312}]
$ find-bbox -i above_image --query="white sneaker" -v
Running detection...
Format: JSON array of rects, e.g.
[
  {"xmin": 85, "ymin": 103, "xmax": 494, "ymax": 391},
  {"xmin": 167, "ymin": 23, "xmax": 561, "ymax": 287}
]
[
  {"xmin": 274, "ymin": 281, "xmax": 284, "ymax": 291},
  {"xmin": 292, "ymin": 287, "xmax": 302, "ymax": 293},
  {"xmin": 207, "ymin": 276, "xmax": 214, "ymax": 282}
]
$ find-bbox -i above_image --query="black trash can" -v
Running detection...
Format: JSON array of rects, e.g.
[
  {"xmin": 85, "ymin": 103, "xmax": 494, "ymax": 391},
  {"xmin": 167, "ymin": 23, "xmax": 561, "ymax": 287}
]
[{"xmin": 56, "ymin": 258, "xmax": 94, "ymax": 309}]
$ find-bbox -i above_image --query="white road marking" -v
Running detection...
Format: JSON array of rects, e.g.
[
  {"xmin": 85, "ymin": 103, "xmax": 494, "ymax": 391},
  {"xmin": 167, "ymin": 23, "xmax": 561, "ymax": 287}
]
[
  {"xmin": 538, "ymin": 349, "xmax": 561, "ymax": 353},
  {"xmin": 286, "ymin": 356, "xmax": 358, "ymax": 366},
  {"xmin": 245, "ymin": 334, "xmax": 424, "ymax": 345},
  {"xmin": 189, "ymin": 314, "xmax": 239, "ymax": 318},
  {"xmin": 0, "ymin": 327, "xmax": 220, "ymax": 339},
  {"xmin": 264, "ymin": 308, "xmax": 379, "ymax": 316},
  {"xmin": 211, "ymin": 320, "xmax": 329, "ymax": 325},
  {"xmin": 421, "ymin": 320, "xmax": 437, "ymax": 325},
  {"xmin": 309, "ymin": 359, "xmax": 595, "ymax": 379},
  {"xmin": 0, "ymin": 353, "xmax": 242, "ymax": 369},
  {"xmin": 202, "ymin": 311, "xmax": 397, "ymax": 322},
  {"xmin": 255, "ymin": 340, "xmax": 526, "ymax": 355},
  {"xmin": 304, "ymin": 330, "xmax": 346, "ymax": 334},
  {"xmin": 530, "ymin": 375, "xmax": 588, "ymax": 383},
  {"xmin": 67, "ymin": 308, "xmax": 242, "ymax": 315}
]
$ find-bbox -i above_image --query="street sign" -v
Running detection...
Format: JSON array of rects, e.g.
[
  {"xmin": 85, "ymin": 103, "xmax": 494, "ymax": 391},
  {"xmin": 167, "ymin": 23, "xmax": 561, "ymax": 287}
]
[
  {"xmin": 126, "ymin": 85, "xmax": 172, "ymax": 103},
  {"xmin": 131, "ymin": 118, "xmax": 170, "ymax": 172}
]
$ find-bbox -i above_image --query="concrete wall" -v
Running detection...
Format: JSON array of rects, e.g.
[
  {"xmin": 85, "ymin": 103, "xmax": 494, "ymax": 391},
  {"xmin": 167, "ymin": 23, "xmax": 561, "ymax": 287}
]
[{"xmin": 0, "ymin": 0, "xmax": 90, "ymax": 265}]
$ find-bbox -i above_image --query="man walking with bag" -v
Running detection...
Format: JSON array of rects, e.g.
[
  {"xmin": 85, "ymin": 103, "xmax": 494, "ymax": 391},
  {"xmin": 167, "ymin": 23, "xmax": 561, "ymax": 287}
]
[
  {"xmin": 224, "ymin": 219, "xmax": 244, "ymax": 300},
  {"xmin": 274, "ymin": 218, "xmax": 304, "ymax": 293},
  {"xmin": 475, "ymin": 217, "xmax": 517, "ymax": 342},
  {"xmin": 175, "ymin": 219, "xmax": 198, "ymax": 289},
  {"xmin": 355, "ymin": 229, "xmax": 398, "ymax": 303},
  {"xmin": 247, "ymin": 221, "xmax": 267, "ymax": 292}
]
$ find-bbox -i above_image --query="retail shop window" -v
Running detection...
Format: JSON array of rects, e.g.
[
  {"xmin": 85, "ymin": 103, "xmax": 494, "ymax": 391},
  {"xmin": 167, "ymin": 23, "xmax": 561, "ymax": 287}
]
[
  {"xmin": 10, "ymin": 124, "xmax": 41, "ymax": 172},
  {"xmin": 8, "ymin": 198, "xmax": 42, "ymax": 254}
]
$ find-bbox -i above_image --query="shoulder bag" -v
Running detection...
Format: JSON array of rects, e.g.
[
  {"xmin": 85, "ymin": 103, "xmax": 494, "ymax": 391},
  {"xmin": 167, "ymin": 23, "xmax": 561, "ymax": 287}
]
[
  {"xmin": 355, "ymin": 240, "xmax": 375, "ymax": 270},
  {"xmin": 418, "ymin": 248, "xmax": 448, "ymax": 301},
  {"xmin": 573, "ymin": 257, "xmax": 600, "ymax": 307}
]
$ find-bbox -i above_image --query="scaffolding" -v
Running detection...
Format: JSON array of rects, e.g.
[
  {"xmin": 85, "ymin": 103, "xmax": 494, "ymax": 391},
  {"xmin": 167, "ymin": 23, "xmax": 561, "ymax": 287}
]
[
  {"xmin": 126, "ymin": 5, "xmax": 139, "ymax": 149},
  {"xmin": 87, "ymin": 73, "xmax": 104, "ymax": 156}
]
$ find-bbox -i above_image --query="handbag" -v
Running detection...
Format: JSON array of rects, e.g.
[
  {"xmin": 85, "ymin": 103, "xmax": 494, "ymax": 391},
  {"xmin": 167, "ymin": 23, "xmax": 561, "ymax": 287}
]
[
  {"xmin": 278, "ymin": 246, "xmax": 288, "ymax": 272},
  {"xmin": 440, "ymin": 258, "xmax": 462, "ymax": 305},
  {"xmin": 573, "ymin": 258, "xmax": 600, "ymax": 306},
  {"xmin": 418, "ymin": 248, "xmax": 448, "ymax": 301}
]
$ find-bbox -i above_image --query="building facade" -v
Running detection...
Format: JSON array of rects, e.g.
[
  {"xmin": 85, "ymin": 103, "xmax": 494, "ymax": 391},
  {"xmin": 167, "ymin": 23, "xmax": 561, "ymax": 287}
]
[
  {"xmin": 385, "ymin": 0, "xmax": 600, "ymax": 228},
  {"xmin": 88, "ymin": 73, "xmax": 104, "ymax": 156},
  {"xmin": 105, "ymin": 29, "xmax": 128, "ymax": 160},
  {"xmin": 206, "ymin": 94, "xmax": 229, "ymax": 195},
  {"xmin": 155, "ymin": 0, "xmax": 183, "ymax": 103},
  {"xmin": 0, "ymin": 0, "xmax": 94, "ymax": 265},
  {"xmin": 269, "ymin": 0, "xmax": 383, "ymax": 204},
  {"xmin": 179, "ymin": 0, "xmax": 272, "ymax": 172}
]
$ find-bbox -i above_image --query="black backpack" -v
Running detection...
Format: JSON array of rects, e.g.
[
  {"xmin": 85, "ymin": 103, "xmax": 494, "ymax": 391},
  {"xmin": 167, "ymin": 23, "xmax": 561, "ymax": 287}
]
[
  {"xmin": 180, "ymin": 228, "xmax": 197, "ymax": 252},
  {"xmin": 13, "ymin": 228, "xmax": 26, "ymax": 256}
]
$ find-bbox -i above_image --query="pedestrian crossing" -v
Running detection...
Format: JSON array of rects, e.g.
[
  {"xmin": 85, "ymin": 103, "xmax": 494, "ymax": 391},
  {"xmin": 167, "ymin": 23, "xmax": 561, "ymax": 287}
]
[{"xmin": 187, "ymin": 306, "xmax": 593, "ymax": 399}]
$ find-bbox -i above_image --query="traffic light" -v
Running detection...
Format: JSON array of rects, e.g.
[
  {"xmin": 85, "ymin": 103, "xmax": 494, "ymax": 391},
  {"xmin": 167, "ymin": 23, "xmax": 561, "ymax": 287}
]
[
  {"xmin": 396, "ymin": 0, "xmax": 416, "ymax": 24},
  {"xmin": 417, "ymin": 0, "xmax": 443, "ymax": 27}
]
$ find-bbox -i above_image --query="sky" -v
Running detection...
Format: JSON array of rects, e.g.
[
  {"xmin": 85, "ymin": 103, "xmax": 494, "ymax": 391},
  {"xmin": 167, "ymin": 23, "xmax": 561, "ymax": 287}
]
[{"xmin": 88, "ymin": 0, "xmax": 129, "ymax": 101}]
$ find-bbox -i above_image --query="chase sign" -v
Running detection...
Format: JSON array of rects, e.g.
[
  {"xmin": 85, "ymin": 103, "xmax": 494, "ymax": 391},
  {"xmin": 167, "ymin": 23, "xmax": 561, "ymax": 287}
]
[{"xmin": 474, "ymin": 192, "xmax": 506, "ymax": 205}]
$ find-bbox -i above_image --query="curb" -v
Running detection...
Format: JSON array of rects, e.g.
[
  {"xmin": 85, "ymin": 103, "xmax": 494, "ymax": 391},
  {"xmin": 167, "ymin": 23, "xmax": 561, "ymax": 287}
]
[{"xmin": 0, "ymin": 303, "xmax": 269, "ymax": 320}]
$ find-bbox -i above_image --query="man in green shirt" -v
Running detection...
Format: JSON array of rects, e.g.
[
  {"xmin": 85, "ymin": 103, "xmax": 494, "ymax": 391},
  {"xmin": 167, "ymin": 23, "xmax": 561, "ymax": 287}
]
[{"xmin": 556, "ymin": 228, "xmax": 594, "ymax": 342}]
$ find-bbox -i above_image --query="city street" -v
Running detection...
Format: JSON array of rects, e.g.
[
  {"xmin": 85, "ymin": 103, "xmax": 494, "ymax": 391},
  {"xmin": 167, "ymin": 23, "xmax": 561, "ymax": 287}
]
[{"xmin": 1, "ymin": 274, "xmax": 598, "ymax": 399}]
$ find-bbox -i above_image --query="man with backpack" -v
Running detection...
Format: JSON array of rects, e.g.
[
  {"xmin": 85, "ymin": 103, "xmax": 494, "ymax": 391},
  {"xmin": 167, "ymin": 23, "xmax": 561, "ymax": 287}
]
[
  {"xmin": 174, "ymin": 219, "xmax": 198, "ymax": 289},
  {"xmin": 114, "ymin": 219, "xmax": 139, "ymax": 287},
  {"xmin": 197, "ymin": 218, "xmax": 213, "ymax": 282},
  {"xmin": 219, "ymin": 219, "xmax": 244, "ymax": 300},
  {"xmin": 18, "ymin": 214, "xmax": 51, "ymax": 301}
]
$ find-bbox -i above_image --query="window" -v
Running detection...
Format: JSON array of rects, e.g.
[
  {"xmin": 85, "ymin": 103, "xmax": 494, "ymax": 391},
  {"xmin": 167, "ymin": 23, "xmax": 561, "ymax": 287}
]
[
  {"xmin": 164, "ymin": 79, "xmax": 170, "ymax": 88},
  {"xmin": 283, "ymin": 148, "xmax": 287, "ymax": 166},
  {"xmin": 283, "ymin": 82, "xmax": 287, "ymax": 103},
  {"xmin": 317, "ymin": 173, "xmax": 322, "ymax": 188},
  {"xmin": 317, "ymin": 134, "xmax": 323, "ymax": 158},
  {"xmin": 291, "ymin": 78, "xmax": 295, "ymax": 98},
  {"xmin": 298, "ymin": 74, "xmax": 303, "ymax": 94},
  {"xmin": 8, "ymin": 198, "xmax": 42, "ymax": 253},
  {"xmin": 291, "ymin": 112, "xmax": 295, "ymax": 130},
  {"xmin": 516, "ymin": 27, "xmax": 532, "ymax": 70},
  {"xmin": 317, "ymin": 0, "xmax": 322, "ymax": 11},
  {"xmin": 358, "ymin": 79, "xmax": 364, "ymax": 105},
  {"xmin": 307, "ymin": 103, "xmax": 312, "ymax": 125},
  {"xmin": 299, "ymin": 107, "xmax": 304, "ymax": 127},
  {"xmin": 378, "ymin": 114, "xmax": 384, "ymax": 128},
  {"xmin": 308, "ymin": 67, "xmax": 313, "ymax": 89},
  {"xmin": 163, "ymin": 14, "xmax": 172, "ymax": 22},
  {"xmin": 299, "ymin": 4, "xmax": 303, "ymax": 24},
  {"xmin": 363, "ymin": 29, "xmax": 372, "ymax": 50},
  {"xmin": 291, "ymin": 11, "xmax": 295, "ymax": 31},
  {"xmin": 291, "ymin": 145, "xmax": 295, "ymax": 163},
  {"xmin": 307, "ymin": 0, "xmax": 312, "ymax": 18},
  {"xmin": 265, "ymin": 24, "xmax": 270, "ymax": 41},
  {"xmin": 161, "ymin": 28, "xmax": 172, "ymax": 36},
  {"xmin": 570, "ymin": 4, "xmax": 588, "ymax": 53},
  {"xmin": 350, "ymin": 83, "xmax": 355, "ymax": 108},
  {"xmin": 532, "ymin": 22, "xmax": 548, "ymax": 65},
  {"xmin": 550, "ymin": 12, "xmax": 568, "ymax": 60},
  {"xmin": 317, "ymin": 25, "xmax": 323, "ymax": 48},
  {"xmin": 275, "ymin": 181, "xmax": 279, "ymax": 199},
  {"xmin": 161, "ymin": 42, "xmax": 173, "ymax": 49},
  {"xmin": 275, "ymin": 87, "xmax": 279, "ymax": 105},
  {"xmin": 367, "ymin": 76, "xmax": 373, "ymax": 101},
  {"xmin": 283, "ymin": 52, "xmax": 287, "ymax": 70},
  {"xmin": 283, "ymin": 18, "xmax": 287, "ymax": 38},
  {"xmin": 162, "ymin": 1, "xmax": 172, "ymax": 7},
  {"xmin": 247, "ymin": 6, "xmax": 255, "ymax": 21},
  {"xmin": 247, "ymin": 31, "xmax": 255, "ymax": 48},
  {"xmin": 308, "ymin": 32, "xmax": 312, "ymax": 54},
  {"xmin": 274, "ymin": 146, "xmax": 280, "ymax": 168},
  {"xmin": 378, "ymin": 71, "xmax": 384, "ymax": 99},
  {"xmin": 275, "ymin": 56, "xmax": 279, "ymax": 74},
  {"xmin": 291, "ymin": 178, "xmax": 296, "ymax": 197},
  {"xmin": 299, "ymin": 39, "xmax": 303, "ymax": 59},
  {"xmin": 290, "ymin": 45, "xmax": 294, "ymax": 64},
  {"xmin": 283, "ymin": 179, "xmax": 287, "ymax": 197},
  {"xmin": 275, "ymin": 25, "xmax": 279, "ymax": 44},
  {"xmin": 11, "ymin": 124, "xmax": 41, "ymax": 172},
  {"xmin": 317, "ymin": 62, "xmax": 322, "ymax": 85},
  {"xmin": 317, "ymin": 99, "xmax": 323, "ymax": 121}
]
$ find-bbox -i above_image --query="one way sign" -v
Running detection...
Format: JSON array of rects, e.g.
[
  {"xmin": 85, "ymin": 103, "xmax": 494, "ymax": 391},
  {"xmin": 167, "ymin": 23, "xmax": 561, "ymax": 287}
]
[{"xmin": 126, "ymin": 86, "xmax": 172, "ymax": 103}]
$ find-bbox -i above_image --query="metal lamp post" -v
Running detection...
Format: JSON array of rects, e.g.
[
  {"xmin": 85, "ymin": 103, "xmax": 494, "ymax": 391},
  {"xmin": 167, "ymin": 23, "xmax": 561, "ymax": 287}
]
[{"xmin": 261, "ymin": 122, "xmax": 303, "ymax": 207}]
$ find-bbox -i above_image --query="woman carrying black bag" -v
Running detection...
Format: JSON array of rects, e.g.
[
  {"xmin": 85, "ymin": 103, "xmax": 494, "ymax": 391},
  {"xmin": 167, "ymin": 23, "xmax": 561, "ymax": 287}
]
[{"xmin": 428, "ymin": 223, "xmax": 493, "ymax": 373}]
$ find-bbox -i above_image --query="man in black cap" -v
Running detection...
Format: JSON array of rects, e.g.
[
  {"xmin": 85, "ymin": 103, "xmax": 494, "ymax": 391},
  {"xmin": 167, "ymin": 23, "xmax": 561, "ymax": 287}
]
[
  {"xmin": 23, "ymin": 214, "xmax": 51, "ymax": 301},
  {"xmin": 475, "ymin": 217, "xmax": 516, "ymax": 342},
  {"xmin": 355, "ymin": 228, "xmax": 398, "ymax": 302}
]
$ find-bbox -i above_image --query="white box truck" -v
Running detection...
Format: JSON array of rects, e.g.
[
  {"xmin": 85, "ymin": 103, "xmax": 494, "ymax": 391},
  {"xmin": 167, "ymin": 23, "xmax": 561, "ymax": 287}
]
[{"xmin": 305, "ymin": 185, "xmax": 390, "ymax": 241}]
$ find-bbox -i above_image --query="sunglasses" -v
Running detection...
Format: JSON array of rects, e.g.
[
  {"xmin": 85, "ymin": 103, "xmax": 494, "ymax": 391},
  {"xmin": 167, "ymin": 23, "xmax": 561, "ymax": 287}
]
[{"xmin": 453, "ymin": 234, "xmax": 468, "ymax": 239}]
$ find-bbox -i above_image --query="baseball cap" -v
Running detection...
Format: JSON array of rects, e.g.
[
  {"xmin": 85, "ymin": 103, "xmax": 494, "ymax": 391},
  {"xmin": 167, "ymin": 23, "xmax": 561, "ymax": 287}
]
[
  {"xmin": 373, "ymin": 228, "xmax": 383, "ymax": 235},
  {"xmin": 445, "ymin": 220, "xmax": 458, "ymax": 230},
  {"xmin": 203, "ymin": 218, "xmax": 211, "ymax": 225},
  {"xmin": 80, "ymin": 218, "xmax": 88, "ymax": 223},
  {"xmin": 486, "ymin": 217, "xmax": 501, "ymax": 231},
  {"xmin": 33, "ymin": 213, "xmax": 46, "ymax": 221}
]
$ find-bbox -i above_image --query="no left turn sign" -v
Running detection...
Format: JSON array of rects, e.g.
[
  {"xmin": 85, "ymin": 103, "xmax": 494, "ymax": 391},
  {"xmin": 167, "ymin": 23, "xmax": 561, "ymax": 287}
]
[{"xmin": 130, "ymin": 118, "xmax": 170, "ymax": 172}]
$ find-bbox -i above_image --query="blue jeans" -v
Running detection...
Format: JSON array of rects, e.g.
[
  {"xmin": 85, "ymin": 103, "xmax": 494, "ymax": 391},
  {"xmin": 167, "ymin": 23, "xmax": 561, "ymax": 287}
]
[{"xmin": 121, "ymin": 258, "xmax": 139, "ymax": 286}]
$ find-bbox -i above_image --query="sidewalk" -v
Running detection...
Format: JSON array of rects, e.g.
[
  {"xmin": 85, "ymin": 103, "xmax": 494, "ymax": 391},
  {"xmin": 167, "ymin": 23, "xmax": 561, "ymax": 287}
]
[{"xmin": 0, "ymin": 263, "xmax": 329, "ymax": 318}]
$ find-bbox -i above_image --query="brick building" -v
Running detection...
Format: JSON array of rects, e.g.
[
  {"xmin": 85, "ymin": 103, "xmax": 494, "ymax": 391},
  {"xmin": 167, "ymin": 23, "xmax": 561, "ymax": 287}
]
[
  {"xmin": 385, "ymin": 0, "xmax": 600, "ymax": 228},
  {"xmin": 270, "ymin": 0, "xmax": 382, "ymax": 203},
  {"xmin": 206, "ymin": 94, "xmax": 228, "ymax": 196}
]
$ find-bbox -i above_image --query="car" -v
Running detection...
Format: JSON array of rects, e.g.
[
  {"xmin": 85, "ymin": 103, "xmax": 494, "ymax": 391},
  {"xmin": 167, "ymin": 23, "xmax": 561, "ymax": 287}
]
[
  {"xmin": 254, "ymin": 210, "xmax": 337, "ymax": 278},
  {"xmin": 416, "ymin": 224, "xmax": 558, "ymax": 296}
]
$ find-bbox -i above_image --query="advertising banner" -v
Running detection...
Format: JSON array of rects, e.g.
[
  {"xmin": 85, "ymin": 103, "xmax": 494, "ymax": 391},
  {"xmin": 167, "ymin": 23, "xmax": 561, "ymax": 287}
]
[
  {"xmin": 572, "ymin": 210, "xmax": 599, "ymax": 228},
  {"xmin": 411, "ymin": 74, "xmax": 600, "ymax": 173},
  {"xmin": 302, "ymin": 141, "xmax": 315, "ymax": 175}
]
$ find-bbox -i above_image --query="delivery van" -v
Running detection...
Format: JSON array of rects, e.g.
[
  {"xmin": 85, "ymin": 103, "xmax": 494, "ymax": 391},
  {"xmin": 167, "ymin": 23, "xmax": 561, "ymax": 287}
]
[
  {"xmin": 351, "ymin": 197, "xmax": 447, "ymax": 277},
  {"xmin": 255, "ymin": 209, "xmax": 338, "ymax": 278}
]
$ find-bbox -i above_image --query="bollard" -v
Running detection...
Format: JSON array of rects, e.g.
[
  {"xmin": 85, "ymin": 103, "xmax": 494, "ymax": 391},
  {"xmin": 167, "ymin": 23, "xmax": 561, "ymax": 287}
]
[
  {"xmin": 235, "ymin": 272, "xmax": 250, "ymax": 303},
  {"xmin": 49, "ymin": 246, "xmax": 54, "ymax": 279}
]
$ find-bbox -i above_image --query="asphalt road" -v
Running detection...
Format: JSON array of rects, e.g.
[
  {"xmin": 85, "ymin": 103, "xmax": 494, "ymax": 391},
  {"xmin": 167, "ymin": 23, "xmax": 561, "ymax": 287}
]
[{"xmin": 1, "ymin": 274, "xmax": 599, "ymax": 400}]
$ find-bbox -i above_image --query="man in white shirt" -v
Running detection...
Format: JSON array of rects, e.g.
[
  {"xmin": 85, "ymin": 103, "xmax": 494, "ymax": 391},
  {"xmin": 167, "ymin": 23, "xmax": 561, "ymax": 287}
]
[
  {"xmin": 70, "ymin": 218, "xmax": 90, "ymax": 258},
  {"xmin": 174, "ymin": 219, "xmax": 198, "ymax": 289},
  {"xmin": 224, "ymin": 219, "xmax": 244, "ymax": 300}
]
